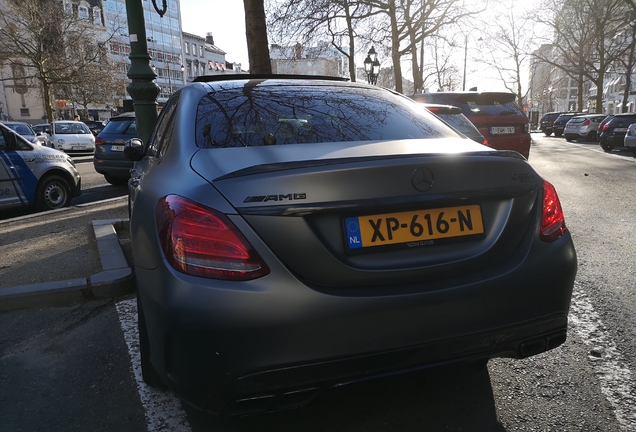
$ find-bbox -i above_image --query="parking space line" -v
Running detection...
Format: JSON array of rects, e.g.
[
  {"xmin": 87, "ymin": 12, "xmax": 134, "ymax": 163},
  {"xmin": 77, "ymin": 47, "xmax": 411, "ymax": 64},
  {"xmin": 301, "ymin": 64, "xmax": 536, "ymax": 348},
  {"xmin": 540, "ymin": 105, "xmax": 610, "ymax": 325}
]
[
  {"xmin": 569, "ymin": 286, "xmax": 636, "ymax": 430},
  {"xmin": 116, "ymin": 298, "xmax": 191, "ymax": 432}
]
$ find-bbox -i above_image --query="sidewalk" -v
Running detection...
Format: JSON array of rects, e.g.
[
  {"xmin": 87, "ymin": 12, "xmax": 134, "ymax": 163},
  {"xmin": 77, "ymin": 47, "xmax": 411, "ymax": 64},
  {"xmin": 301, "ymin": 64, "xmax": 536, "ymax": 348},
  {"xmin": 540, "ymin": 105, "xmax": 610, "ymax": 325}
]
[{"xmin": 0, "ymin": 196, "xmax": 133, "ymax": 311}]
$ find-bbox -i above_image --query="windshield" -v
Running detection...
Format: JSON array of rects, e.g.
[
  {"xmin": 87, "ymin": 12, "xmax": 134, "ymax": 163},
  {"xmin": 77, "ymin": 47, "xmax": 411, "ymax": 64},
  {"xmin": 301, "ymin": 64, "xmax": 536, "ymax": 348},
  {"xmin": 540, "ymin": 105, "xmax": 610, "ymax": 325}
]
[
  {"xmin": 54, "ymin": 122, "xmax": 91, "ymax": 134},
  {"xmin": 6, "ymin": 124, "xmax": 35, "ymax": 135},
  {"xmin": 195, "ymin": 84, "xmax": 456, "ymax": 148},
  {"xmin": 101, "ymin": 119, "xmax": 136, "ymax": 135}
]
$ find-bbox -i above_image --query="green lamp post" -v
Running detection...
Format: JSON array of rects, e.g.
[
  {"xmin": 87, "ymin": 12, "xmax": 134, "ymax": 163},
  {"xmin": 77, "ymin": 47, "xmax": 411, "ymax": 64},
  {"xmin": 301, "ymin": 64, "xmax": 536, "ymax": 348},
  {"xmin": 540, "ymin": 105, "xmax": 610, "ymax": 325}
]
[{"xmin": 124, "ymin": 0, "xmax": 161, "ymax": 144}]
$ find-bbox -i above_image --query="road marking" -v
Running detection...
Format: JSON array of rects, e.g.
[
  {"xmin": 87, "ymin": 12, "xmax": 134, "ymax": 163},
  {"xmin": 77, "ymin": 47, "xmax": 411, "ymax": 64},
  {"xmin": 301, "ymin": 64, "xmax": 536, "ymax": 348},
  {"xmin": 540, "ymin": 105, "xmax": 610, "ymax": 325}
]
[
  {"xmin": 569, "ymin": 285, "xmax": 636, "ymax": 430},
  {"xmin": 116, "ymin": 298, "xmax": 191, "ymax": 432},
  {"xmin": 558, "ymin": 140, "xmax": 636, "ymax": 162}
]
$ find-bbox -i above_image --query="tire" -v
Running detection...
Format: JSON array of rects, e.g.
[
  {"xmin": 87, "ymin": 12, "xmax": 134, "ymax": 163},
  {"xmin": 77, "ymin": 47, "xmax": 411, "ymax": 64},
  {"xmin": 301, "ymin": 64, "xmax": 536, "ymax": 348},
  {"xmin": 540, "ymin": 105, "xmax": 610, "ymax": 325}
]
[
  {"xmin": 104, "ymin": 173, "xmax": 129, "ymax": 186},
  {"xmin": 565, "ymin": 138, "xmax": 572, "ymax": 142},
  {"xmin": 600, "ymin": 141, "xmax": 614, "ymax": 152},
  {"xmin": 35, "ymin": 175, "xmax": 71, "ymax": 210},
  {"xmin": 543, "ymin": 131, "xmax": 552, "ymax": 137},
  {"xmin": 554, "ymin": 132, "xmax": 562, "ymax": 138},
  {"xmin": 586, "ymin": 131, "xmax": 597, "ymax": 142},
  {"xmin": 137, "ymin": 294, "xmax": 166, "ymax": 389}
]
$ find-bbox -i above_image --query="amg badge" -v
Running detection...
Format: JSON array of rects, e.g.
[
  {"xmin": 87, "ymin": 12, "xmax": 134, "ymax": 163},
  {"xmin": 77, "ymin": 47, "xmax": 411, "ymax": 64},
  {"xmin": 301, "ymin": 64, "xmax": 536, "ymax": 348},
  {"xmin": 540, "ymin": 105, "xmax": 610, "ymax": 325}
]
[{"xmin": 244, "ymin": 193, "xmax": 307, "ymax": 203}]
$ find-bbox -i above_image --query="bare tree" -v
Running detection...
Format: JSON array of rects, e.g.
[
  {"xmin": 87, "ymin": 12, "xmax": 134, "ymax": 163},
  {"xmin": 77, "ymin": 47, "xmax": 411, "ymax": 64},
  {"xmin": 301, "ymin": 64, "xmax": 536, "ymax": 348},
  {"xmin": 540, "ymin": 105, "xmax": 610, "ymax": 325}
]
[
  {"xmin": 477, "ymin": 1, "xmax": 535, "ymax": 106},
  {"xmin": 244, "ymin": 0, "xmax": 272, "ymax": 73},
  {"xmin": 532, "ymin": 0, "xmax": 628, "ymax": 113},
  {"xmin": 268, "ymin": 0, "xmax": 379, "ymax": 82},
  {"xmin": 0, "ymin": 0, "xmax": 120, "ymax": 121}
]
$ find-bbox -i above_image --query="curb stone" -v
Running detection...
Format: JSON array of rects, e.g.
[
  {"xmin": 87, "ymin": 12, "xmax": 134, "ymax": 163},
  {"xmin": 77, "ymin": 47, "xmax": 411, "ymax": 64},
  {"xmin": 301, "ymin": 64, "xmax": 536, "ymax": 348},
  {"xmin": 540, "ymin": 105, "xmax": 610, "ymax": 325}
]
[{"xmin": 0, "ymin": 218, "xmax": 133, "ymax": 312}]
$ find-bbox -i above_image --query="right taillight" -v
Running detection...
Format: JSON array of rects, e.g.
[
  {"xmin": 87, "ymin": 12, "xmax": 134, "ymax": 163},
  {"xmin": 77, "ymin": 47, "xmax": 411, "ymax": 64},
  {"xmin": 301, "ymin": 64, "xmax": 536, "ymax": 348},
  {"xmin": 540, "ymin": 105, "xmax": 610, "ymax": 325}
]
[
  {"xmin": 540, "ymin": 181, "xmax": 567, "ymax": 242},
  {"xmin": 95, "ymin": 137, "xmax": 105, "ymax": 145},
  {"xmin": 155, "ymin": 195, "xmax": 270, "ymax": 280},
  {"xmin": 601, "ymin": 123, "xmax": 610, "ymax": 131}
]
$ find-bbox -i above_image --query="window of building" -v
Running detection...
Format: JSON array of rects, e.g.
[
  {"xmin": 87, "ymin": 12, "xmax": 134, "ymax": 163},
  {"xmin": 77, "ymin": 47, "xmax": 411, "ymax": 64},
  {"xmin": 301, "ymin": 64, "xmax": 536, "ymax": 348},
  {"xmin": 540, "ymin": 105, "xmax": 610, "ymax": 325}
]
[
  {"xmin": 78, "ymin": 1, "xmax": 89, "ymax": 20},
  {"xmin": 20, "ymin": 108, "xmax": 30, "ymax": 117},
  {"xmin": 93, "ymin": 7, "xmax": 102, "ymax": 25},
  {"xmin": 199, "ymin": 45, "xmax": 204, "ymax": 57},
  {"xmin": 63, "ymin": 0, "xmax": 72, "ymax": 16},
  {"xmin": 192, "ymin": 44, "xmax": 197, "ymax": 57},
  {"xmin": 184, "ymin": 42, "xmax": 190, "ymax": 54}
]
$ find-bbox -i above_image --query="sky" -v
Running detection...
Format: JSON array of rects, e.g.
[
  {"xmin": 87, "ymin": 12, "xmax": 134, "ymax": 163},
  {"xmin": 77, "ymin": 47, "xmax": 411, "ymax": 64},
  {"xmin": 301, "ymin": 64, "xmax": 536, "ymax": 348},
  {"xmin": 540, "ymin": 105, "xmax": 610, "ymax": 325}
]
[{"xmin": 179, "ymin": 0, "xmax": 250, "ymax": 67}]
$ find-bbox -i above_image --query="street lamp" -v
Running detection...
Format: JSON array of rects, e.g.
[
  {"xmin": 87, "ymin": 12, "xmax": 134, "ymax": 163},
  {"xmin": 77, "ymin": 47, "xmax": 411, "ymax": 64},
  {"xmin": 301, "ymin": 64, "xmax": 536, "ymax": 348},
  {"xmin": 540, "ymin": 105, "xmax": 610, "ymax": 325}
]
[
  {"xmin": 364, "ymin": 47, "xmax": 380, "ymax": 85},
  {"xmin": 462, "ymin": 34, "xmax": 482, "ymax": 91}
]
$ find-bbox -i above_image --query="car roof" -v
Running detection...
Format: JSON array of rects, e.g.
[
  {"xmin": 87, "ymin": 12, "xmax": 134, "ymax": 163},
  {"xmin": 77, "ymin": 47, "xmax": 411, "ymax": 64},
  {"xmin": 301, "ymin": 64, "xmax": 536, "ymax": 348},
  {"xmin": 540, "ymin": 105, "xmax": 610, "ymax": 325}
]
[
  {"xmin": 110, "ymin": 112, "xmax": 136, "ymax": 119},
  {"xmin": 192, "ymin": 73, "xmax": 349, "ymax": 84}
]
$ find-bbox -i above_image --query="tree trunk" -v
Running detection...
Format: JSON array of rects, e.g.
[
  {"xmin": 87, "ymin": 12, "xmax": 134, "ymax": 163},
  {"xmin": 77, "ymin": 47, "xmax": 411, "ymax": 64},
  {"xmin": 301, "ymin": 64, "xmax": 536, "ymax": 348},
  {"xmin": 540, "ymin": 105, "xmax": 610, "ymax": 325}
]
[
  {"xmin": 389, "ymin": 0, "xmax": 403, "ymax": 93},
  {"xmin": 244, "ymin": 0, "xmax": 271, "ymax": 74},
  {"xmin": 344, "ymin": 1, "xmax": 357, "ymax": 82}
]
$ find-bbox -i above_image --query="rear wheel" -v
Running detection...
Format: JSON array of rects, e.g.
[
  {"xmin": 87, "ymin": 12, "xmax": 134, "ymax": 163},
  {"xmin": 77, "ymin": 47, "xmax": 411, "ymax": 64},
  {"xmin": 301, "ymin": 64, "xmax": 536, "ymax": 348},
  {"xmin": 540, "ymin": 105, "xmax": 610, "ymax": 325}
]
[
  {"xmin": 543, "ymin": 131, "xmax": 551, "ymax": 137},
  {"xmin": 599, "ymin": 141, "xmax": 614, "ymax": 152},
  {"xmin": 554, "ymin": 132, "xmax": 562, "ymax": 138},
  {"xmin": 586, "ymin": 131, "xmax": 597, "ymax": 141},
  {"xmin": 36, "ymin": 175, "xmax": 71, "ymax": 210},
  {"xmin": 565, "ymin": 137, "xmax": 573, "ymax": 142}
]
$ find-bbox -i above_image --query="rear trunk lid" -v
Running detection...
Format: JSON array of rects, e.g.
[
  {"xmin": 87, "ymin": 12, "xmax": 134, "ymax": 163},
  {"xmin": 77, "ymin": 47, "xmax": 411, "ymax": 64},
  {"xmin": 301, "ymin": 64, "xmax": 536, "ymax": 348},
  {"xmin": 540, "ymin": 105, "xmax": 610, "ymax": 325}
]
[{"xmin": 191, "ymin": 139, "xmax": 542, "ymax": 290}]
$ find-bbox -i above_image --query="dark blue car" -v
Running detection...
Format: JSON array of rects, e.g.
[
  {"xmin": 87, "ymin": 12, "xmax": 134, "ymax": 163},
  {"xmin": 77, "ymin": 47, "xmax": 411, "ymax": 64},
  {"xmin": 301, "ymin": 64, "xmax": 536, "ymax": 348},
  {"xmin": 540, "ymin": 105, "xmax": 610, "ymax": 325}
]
[{"xmin": 93, "ymin": 112, "xmax": 136, "ymax": 185}]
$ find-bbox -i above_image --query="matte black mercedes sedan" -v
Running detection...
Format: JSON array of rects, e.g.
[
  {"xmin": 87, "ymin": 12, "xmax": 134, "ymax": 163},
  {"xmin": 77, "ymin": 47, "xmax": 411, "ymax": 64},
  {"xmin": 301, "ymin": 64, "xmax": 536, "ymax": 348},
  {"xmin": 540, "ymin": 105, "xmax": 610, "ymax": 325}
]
[{"xmin": 125, "ymin": 75, "xmax": 577, "ymax": 417}]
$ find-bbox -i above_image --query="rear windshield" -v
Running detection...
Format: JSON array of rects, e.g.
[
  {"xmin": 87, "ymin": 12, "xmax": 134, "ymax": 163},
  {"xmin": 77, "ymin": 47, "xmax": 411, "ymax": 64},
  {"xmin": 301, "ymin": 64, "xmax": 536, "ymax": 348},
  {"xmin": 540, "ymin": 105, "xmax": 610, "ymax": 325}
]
[
  {"xmin": 195, "ymin": 84, "xmax": 456, "ymax": 148},
  {"xmin": 101, "ymin": 118, "xmax": 136, "ymax": 135},
  {"xmin": 436, "ymin": 113, "xmax": 481, "ymax": 136}
]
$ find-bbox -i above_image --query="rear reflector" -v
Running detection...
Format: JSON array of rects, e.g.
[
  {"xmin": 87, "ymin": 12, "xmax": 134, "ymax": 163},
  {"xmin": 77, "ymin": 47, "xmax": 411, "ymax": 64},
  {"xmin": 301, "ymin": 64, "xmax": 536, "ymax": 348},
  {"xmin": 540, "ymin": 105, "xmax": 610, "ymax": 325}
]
[
  {"xmin": 540, "ymin": 181, "xmax": 567, "ymax": 242},
  {"xmin": 155, "ymin": 195, "xmax": 270, "ymax": 280}
]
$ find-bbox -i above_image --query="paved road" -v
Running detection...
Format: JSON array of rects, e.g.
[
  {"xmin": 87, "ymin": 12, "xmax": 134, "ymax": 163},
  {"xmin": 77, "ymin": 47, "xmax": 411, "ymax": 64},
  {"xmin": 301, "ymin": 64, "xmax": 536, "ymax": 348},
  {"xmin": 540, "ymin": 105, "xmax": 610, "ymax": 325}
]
[{"xmin": 2, "ymin": 135, "xmax": 636, "ymax": 431}]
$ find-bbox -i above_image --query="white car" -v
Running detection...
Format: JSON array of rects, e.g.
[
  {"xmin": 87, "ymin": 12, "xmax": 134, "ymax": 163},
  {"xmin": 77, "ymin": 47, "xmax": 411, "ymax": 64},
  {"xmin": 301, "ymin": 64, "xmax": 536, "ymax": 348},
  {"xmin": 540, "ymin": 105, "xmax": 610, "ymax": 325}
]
[{"xmin": 49, "ymin": 120, "xmax": 95, "ymax": 152}]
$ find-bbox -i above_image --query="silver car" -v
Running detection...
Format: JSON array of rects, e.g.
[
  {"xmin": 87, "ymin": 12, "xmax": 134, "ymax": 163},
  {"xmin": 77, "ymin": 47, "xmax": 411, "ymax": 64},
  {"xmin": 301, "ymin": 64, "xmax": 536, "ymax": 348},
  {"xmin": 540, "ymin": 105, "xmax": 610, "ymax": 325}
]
[
  {"xmin": 0, "ymin": 122, "xmax": 81, "ymax": 211},
  {"xmin": 623, "ymin": 123, "xmax": 636, "ymax": 154},
  {"xmin": 125, "ymin": 75, "xmax": 577, "ymax": 416},
  {"xmin": 2, "ymin": 121, "xmax": 47, "ymax": 146},
  {"xmin": 563, "ymin": 114, "xmax": 607, "ymax": 142}
]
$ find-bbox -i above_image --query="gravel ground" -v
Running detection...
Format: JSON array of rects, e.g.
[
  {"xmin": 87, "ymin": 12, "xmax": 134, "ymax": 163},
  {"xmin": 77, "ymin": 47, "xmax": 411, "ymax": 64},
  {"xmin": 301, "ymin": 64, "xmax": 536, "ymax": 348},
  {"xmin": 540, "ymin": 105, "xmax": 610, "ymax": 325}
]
[{"xmin": 0, "ymin": 198, "xmax": 128, "ymax": 288}]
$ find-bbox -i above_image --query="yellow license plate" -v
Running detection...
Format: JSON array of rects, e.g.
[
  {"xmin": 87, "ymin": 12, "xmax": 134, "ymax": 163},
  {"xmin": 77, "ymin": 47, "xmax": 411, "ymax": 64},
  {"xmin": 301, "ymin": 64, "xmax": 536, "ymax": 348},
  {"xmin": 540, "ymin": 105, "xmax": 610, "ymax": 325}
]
[{"xmin": 345, "ymin": 205, "xmax": 484, "ymax": 249}]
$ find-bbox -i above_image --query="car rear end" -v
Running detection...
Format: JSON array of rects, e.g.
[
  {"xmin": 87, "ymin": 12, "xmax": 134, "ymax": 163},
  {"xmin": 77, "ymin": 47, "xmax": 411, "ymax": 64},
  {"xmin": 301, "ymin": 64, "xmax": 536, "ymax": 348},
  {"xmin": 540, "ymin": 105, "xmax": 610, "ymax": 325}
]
[
  {"xmin": 624, "ymin": 124, "xmax": 636, "ymax": 153},
  {"xmin": 93, "ymin": 113, "xmax": 136, "ymax": 184},
  {"xmin": 132, "ymin": 79, "xmax": 576, "ymax": 416},
  {"xmin": 600, "ymin": 113, "xmax": 636, "ymax": 151},
  {"xmin": 539, "ymin": 112, "xmax": 561, "ymax": 136},
  {"xmin": 410, "ymin": 92, "xmax": 531, "ymax": 159}
]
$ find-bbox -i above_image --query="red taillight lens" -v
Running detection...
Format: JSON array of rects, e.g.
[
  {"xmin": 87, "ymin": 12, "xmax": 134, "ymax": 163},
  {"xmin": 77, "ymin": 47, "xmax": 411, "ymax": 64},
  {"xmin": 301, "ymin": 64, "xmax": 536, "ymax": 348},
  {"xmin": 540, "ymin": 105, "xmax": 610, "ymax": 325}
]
[
  {"xmin": 155, "ymin": 195, "xmax": 270, "ymax": 280},
  {"xmin": 540, "ymin": 181, "xmax": 567, "ymax": 242},
  {"xmin": 95, "ymin": 137, "xmax": 105, "ymax": 145},
  {"xmin": 482, "ymin": 139, "xmax": 489, "ymax": 146},
  {"xmin": 581, "ymin": 119, "xmax": 590, "ymax": 126},
  {"xmin": 601, "ymin": 123, "xmax": 610, "ymax": 131}
]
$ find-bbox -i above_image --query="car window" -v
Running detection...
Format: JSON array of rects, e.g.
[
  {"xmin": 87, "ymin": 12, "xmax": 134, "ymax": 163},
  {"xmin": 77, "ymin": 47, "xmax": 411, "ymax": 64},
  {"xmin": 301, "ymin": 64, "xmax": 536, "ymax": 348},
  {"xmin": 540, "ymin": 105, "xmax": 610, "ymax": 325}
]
[
  {"xmin": 0, "ymin": 130, "xmax": 6, "ymax": 150},
  {"xmin": 101, "ymin": 119, "xmax": 136, "ymax": 135},
  {"xmin": 147, "ymin": 93, "xmax": 179, "ymax": 159},
  {"xmin": 414, "ymin": 93, "xmax": 525, "ymax": 118},
  {"xmin": 436, "ymin": 113, "xmax": 480, "ymax": 136},
  {"xmin": 195, "ymin": 85, "xmax": 453, "ymax": 148},
  {"xmin": 568, "ymin": 118, "xmax": 585, "ymax": 124},
  {"xmin": 7, "ymin": 124, "xmax": 34, "ymax": 135}
]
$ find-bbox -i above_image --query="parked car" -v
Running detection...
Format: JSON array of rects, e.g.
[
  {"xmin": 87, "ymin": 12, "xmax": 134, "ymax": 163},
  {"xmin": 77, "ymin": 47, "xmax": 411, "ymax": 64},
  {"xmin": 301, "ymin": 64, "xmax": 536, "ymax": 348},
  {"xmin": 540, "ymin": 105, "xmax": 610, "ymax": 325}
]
[
  {"xmin": 539, "ymin": 112, "xmax": 563, "ymax": 136},
  {"xmin": 596, "ymin": 115, "xmax": 615, "ymax": 144},
  {"xmin": 563, "ymin": 114, "xmax": 607, "ymax": 142},
  {"xmin": 0, "ymin": 122, "xmax": 81, "ymax": 211},
  {"xmin": 551, "ymin": 112, "xmax": 584, "ymax": 138},
  {"xmin": 420, "ymin": 104, "xmax": 486, "ymax": 144},
  {"xmin": 49, "ymin": 120, "xmax": 96, "ymax": 152},
  {"xmin": 124, "ymin": 74, "xmax": 577, "ymax": 416},
  {"xmin": 623, "ymin": 123, "xmax": 636, "ymax": 154},
  {"xmin": 93, "ymin": 112, "xmax": 136, "ymax": 185},
  {"xmin": 598, "ymin": 113, "xmax": 636, "ymax": 152},
  {"xmin": 82, "ymin": 120, "xmax": 106, "ymax": 136},
  {"xmin": 408, "ymin": 92, "xmax": 531, "ymax": 159},
  {"xmin": 1, "ymin": 121, "xmax": 46, "ymax": 146},
  {"xmin": 31, "ymin": 123, "xmax": 52, "ymax": 147}
]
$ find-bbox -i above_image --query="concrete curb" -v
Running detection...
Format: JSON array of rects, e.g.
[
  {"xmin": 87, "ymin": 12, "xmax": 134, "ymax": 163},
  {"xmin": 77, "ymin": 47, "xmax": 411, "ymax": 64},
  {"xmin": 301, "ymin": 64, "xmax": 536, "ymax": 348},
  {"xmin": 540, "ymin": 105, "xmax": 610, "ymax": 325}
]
[{"xmin": 0, "ymin": 218, "xmax": 133, "ymax": 312}]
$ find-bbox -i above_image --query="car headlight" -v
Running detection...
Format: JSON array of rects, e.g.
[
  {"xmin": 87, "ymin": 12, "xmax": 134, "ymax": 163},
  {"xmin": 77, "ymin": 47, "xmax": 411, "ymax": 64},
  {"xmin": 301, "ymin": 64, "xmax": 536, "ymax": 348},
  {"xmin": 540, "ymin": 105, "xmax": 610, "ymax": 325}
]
[{"xmin": 57, "ymin": 139, "xmax": 65, "ymax": 145}]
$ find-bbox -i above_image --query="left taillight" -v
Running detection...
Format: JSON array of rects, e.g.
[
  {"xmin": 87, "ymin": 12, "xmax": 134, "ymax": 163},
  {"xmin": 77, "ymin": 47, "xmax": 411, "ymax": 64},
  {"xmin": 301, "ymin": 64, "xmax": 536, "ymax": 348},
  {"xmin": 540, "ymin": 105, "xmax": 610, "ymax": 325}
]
[
  {"xmin": 540, "ymin": 181, "xmax": 567, "ymax": 242},
  {"xmin": 155, "ymin": 195, "xmax": 270, "ymax": 280}
]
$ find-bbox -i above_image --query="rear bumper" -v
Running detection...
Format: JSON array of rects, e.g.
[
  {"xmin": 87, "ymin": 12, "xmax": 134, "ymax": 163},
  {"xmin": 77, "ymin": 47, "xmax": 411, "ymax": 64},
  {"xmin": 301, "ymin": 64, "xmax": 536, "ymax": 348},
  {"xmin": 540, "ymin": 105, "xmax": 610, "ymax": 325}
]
[
  {"xmin": 92, "ymin": 158, "xmax": 133, "ymax": 178},
  {"xmin": 136, "ymin": 231, "xmax": 577, "ymax": 416}
]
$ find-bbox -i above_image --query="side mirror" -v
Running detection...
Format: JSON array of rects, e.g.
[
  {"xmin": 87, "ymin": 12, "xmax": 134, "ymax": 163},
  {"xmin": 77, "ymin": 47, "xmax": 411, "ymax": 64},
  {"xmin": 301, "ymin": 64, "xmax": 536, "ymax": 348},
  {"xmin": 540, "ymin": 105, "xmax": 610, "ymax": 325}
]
[{"xmin": 124, "ymin": 138, "xmax": 145, "ymax": 161}]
